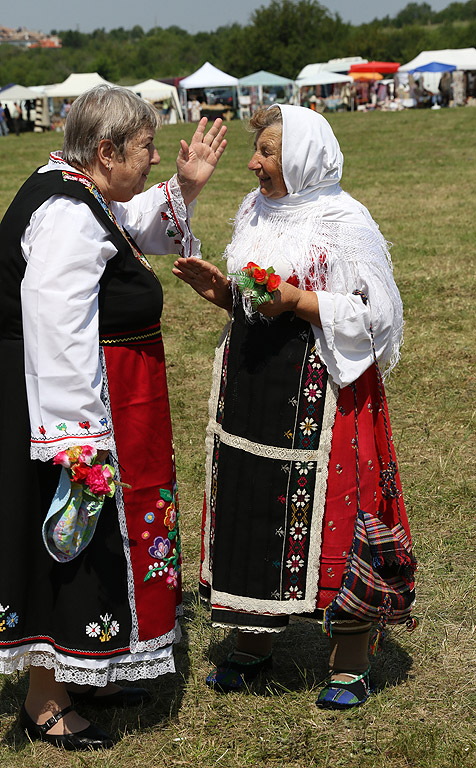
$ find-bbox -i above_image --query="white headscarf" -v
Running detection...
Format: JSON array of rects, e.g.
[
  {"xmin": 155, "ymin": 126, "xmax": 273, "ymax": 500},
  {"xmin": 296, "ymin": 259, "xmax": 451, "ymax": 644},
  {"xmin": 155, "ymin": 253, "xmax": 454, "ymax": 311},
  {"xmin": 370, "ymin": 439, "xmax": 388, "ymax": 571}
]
[
  {"xmin": 280, "ymin": 104, "xmax": 343, "ymax": 202},
  {"xmin": 225, "ymin": 105, "xmax": 403, "ymax": 378}
]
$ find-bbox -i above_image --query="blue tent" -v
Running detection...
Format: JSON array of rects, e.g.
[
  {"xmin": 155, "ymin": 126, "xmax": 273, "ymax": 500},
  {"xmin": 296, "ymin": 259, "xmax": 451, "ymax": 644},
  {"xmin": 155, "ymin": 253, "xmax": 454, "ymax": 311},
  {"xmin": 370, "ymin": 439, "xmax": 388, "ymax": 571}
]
[{"xmin": 411, "ymin": 61, "xmax": 456, "ymax": 73}]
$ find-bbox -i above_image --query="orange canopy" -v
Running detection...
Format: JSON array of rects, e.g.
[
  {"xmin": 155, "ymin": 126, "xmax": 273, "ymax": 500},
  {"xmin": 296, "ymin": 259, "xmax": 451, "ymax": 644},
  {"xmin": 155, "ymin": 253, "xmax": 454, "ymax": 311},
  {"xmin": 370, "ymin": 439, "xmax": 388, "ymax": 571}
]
[{"xmin": 350, "ymin": 72, "xmax": 383, "ymax": 81}]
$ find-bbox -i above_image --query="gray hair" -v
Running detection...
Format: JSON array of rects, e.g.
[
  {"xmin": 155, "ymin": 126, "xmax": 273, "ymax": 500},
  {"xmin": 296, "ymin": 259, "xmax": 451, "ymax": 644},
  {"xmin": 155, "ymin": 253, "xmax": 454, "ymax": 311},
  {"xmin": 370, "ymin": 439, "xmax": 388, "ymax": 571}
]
[
  {"xmin": 248, "ymin": 105, "xmax": 282, "ymax": 134},
  {"xmin": 63, "ymin": 85, "xmax": 160, "ymax": 169}
]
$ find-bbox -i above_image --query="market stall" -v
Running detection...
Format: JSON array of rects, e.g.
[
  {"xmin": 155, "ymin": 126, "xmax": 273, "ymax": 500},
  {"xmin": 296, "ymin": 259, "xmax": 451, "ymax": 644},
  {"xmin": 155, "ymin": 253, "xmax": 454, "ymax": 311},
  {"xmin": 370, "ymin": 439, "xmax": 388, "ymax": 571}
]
[
  {"xmin": 127, "ymin": 79, "xmax": 183, "ymax": 122},
  {"xmin": 237, "ymin": 70, "xmax": 294, "ymax": 117},
  {"xmin": 295, "ymin": 70, "xmax": 353, "ymax": 112},
  {"xmin": 179, "ymin": 62, "xmax": 239, "ymax": 121},
  {"xmin": 399, "ymin": 48, "xmax": 476, "ymax": 105}
]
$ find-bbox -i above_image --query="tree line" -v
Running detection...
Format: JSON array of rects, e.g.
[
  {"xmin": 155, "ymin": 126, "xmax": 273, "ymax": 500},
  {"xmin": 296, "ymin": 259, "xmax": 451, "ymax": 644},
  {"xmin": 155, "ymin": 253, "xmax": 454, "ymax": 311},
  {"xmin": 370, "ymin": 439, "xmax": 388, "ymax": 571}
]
[{"xmin": 0, "ymin": 0, "xmax": 475, "ymax": 87}]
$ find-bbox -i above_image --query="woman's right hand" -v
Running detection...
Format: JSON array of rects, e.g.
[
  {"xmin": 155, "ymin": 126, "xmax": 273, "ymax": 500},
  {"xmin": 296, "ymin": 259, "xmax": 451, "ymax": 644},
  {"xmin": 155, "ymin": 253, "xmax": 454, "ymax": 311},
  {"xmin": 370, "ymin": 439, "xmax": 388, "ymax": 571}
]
[{"xmin": 172, "ymin": 257, "xmax": 232, "ymax": 310}]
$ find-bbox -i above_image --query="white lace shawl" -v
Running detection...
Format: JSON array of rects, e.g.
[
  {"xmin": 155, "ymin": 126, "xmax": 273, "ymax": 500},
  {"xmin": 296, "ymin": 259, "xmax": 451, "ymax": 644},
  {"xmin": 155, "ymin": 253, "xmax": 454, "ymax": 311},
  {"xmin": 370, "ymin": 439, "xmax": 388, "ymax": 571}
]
[{"xmin": 225, "ymin": 105, "xmax": 404, "ymax": 385}]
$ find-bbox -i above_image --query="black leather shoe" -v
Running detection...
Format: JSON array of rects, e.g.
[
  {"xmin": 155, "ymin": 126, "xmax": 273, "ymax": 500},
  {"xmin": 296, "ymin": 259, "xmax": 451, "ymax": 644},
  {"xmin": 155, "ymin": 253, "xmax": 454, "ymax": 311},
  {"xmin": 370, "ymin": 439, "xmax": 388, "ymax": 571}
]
[
  {"xmin": 68, "ymin": 685, "xmax": 151, "ymax": 708},
  {"xmin": 19, "ymin": 703, "xmax": 114, "ymax": 750}
]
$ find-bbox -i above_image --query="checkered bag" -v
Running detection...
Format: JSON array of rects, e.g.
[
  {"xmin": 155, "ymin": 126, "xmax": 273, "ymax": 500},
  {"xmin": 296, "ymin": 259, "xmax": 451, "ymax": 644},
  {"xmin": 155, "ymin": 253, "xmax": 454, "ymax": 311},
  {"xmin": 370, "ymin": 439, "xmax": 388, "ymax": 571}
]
[{"xmin": 328, "ymin": 508, "xmax": 416, "ymax": 625}]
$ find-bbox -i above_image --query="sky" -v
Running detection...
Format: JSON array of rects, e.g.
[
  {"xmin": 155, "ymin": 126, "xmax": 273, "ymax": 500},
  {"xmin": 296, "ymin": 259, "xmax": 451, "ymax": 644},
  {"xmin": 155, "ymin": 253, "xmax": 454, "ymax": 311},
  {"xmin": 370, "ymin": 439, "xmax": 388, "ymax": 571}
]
[{"xmin": 1, "ymin": 0, "xmax": 454, "ymax": 35}]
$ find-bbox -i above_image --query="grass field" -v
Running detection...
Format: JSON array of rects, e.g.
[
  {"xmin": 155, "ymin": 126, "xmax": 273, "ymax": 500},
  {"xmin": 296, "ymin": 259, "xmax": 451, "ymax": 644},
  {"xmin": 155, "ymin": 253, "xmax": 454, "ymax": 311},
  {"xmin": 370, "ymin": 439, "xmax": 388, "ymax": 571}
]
[{"xmin": 0, "ymin": 108, "xmax": 475, "ymax": 767}]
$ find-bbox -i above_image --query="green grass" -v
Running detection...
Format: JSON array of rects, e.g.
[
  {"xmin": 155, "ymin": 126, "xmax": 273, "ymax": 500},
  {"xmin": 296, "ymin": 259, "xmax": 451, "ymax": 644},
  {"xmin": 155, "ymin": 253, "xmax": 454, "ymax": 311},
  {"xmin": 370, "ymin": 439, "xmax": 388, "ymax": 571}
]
[{"xmin": 1, "ymin": 109, "xmax": 475, "ymax": 767}]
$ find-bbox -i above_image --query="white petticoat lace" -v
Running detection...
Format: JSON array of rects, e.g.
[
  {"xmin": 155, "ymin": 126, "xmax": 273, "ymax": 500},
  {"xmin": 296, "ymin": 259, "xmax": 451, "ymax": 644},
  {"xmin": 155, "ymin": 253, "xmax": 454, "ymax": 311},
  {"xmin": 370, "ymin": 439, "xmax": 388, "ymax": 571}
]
[{"xmin": 0, "ymin": 649, "xmax": 175, "ymax": 685}]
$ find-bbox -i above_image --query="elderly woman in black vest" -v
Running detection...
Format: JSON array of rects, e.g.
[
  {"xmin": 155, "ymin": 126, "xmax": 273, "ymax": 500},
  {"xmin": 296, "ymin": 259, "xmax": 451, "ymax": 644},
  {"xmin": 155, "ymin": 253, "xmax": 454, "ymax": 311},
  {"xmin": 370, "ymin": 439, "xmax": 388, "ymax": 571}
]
[{"xmin": 0, "ymin": 85, "xmax": 226, "ymax": 750}]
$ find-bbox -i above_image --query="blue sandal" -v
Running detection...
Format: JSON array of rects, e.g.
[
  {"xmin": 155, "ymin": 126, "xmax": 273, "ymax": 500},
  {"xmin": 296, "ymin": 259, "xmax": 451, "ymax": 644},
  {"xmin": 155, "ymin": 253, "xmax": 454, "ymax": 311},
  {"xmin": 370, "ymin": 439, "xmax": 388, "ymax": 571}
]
[
  {"xmin": 316, "ymin": 667, "xmax": 374, "ymax": 709},
  {"xmin": 206, "ymin": 651, "xmax": 273, "ymax": 693}
]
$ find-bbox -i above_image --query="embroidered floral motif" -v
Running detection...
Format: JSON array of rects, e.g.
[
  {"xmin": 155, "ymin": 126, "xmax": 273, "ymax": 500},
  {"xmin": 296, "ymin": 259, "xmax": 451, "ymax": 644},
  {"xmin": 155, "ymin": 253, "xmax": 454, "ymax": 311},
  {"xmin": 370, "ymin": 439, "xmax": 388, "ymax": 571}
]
[
  {"xmin": 39, "ymin": 421, "xmax": 109, "ymax": 442},
  {"xmin": 166, "ymin": 567, "xmax": 179, "ymax": 588},
  {"xmin": 300, "ymin": 417, "xmax": 317, "ymax": 436},
  {"xmin": 143, "ymin": 452, "xmax": 182, "ymax": 587},
  {"xmin": 281, "ymin": 343, "xmax": 327, "ymax": 601},
  {"xmin": 285, "ymin": 585, "xmax": 303, "ymax": 600},
  {"xmin": 286, "ymin": 555, "xmax": 304, "ymax": 573},
  {"xmin": 85, "ymin": 622, "xmax": 101, "ymax": 638},
  {"xmin": 216, "ymin": 330, "xmax": 231, "ymax": 424},
  {"xmin": 303, "ymin": 384, "xmax": 322, "ymax": 402},
  {"xmin": 164, "ymin": 504, "xmax": 177, "ymax": 530},
  {"xmin": 148, "ymin": 536, "xmax": 170, "ymax": 560},
  {"xmin": 290, "ymin": 523, "xmax": 307, "ymax": 539},
  {"xmin": 0, "ymin": 603, "xmax": 19, "ymax": 632},
  {"xmin": 291, "ymin": 488, "xmax": 310, "ymax": 508},
  {"xmin": 85, "ymin": 613, "xmax": 119, "ymax": 642},
  {"xmin": 295, "ymin": 461, "xmax": 314, "ymax": 475}
]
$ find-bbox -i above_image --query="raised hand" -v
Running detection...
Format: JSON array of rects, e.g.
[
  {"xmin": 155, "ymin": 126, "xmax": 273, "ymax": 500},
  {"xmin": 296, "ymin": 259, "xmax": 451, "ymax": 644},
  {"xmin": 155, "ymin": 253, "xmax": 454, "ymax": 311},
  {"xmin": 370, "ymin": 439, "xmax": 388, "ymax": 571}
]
[
  {"xmin": 176, "ymin": 117, "xmax": 227, "ymax": 205},
  {"xmin": 172, "ymin": 257, "xmax": 232, "ymax": 310}
]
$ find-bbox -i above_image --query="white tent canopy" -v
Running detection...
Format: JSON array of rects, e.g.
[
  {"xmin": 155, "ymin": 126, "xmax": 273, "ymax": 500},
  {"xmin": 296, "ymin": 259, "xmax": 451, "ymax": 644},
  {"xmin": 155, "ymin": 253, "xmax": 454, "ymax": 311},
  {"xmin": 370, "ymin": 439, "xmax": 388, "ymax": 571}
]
[
  {"xmin": 0, "ymin": 83, "xmax": 40, "ymax": 100},
  {"xmin": 399, "ymin": 48, "xmax": 476, "ymax": 72},
  {"xmin": 44, "ymin": 72, "xmax": 115, "ymax": 98},
  {"xmin": 297, "ymin": 58, "xmax": 367, "ymax": 81},
  {"xmin": 296, "ymin": 71, "xmax": 353, "ymax": 87},
  {"xmin": 127, "ymin": 79, "xmax": 183, "ymax": 121},
  {"xmin": 179, "ymin": 61, "xmax": 238, "ymax": 89}
]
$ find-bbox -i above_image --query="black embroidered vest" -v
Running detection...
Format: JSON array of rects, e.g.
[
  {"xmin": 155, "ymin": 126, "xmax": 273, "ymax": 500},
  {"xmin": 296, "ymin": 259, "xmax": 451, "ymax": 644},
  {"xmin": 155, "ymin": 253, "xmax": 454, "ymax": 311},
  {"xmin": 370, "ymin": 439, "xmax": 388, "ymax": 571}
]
[{"xmin": 0, "ymin": 168, "xmax": 163, "ymax": 342}]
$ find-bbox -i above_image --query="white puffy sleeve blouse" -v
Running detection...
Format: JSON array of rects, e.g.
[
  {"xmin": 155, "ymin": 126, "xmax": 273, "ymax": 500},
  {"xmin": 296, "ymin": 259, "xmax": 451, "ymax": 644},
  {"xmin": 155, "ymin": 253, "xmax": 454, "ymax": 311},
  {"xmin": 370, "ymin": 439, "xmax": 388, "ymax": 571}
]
[{"xmin": 21, "ymin": 172, "xmax": 199, "ymax": 461}]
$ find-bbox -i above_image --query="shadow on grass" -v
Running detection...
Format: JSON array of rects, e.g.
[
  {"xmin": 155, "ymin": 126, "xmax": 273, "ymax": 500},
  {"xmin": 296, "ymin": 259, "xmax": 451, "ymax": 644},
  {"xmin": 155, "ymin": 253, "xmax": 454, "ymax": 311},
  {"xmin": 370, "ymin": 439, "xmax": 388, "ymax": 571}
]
[
  {"xmin": 0, "ymin": 592, "xmax": 194, "ymax": 752},
  {"xmin": 206, "ymin": 611, "xmax": 414, "ymax": 697}
]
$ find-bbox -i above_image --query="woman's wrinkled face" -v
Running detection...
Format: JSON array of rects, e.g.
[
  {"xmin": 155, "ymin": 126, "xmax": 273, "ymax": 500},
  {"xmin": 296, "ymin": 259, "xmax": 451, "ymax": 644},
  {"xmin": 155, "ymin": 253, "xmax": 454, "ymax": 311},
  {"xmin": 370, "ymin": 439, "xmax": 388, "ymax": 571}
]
[
  {"xmin": 110, "ymin": 127, "xmax": 160, "ymax": 201},
  {"xmin": 248, "ymin": 125, "xmax": 287, "ymax": 199}
]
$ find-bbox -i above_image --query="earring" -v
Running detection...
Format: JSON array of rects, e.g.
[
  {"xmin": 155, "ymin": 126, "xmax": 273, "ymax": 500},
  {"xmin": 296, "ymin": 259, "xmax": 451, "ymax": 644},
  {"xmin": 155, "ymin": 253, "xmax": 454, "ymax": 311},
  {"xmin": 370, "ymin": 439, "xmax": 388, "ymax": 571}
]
[{"xmin": 107, "ymin": 164, "xmax": 111, "ymax": 171}]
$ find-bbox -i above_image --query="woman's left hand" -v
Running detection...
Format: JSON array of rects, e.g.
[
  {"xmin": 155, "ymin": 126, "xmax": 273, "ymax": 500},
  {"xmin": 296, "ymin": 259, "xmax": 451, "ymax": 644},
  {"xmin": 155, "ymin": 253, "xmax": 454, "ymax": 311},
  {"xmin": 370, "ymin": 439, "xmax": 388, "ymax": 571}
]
[
  {"xmin": 176, "ymin": 117, "xmax": 227, "ymax": 205},
  {"xmin": 258, "ymin": 281, "xmax": 321, "ymax": 327}
]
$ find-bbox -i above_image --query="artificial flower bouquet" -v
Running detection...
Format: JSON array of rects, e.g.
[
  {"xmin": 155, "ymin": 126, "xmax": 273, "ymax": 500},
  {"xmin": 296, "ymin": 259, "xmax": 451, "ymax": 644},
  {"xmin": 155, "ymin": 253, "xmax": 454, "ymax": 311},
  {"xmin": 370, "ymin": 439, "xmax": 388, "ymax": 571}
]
[
  {"xmin": 42, "ymin": 446, "xmax": 125, "ymax": 563},
  {"xmin": 53, "ymin": 445, "xmax": 116, "ymax": 497},
  {"xmin": 230, "ymin": 261, "xmax": 282, "ymax": 309}
]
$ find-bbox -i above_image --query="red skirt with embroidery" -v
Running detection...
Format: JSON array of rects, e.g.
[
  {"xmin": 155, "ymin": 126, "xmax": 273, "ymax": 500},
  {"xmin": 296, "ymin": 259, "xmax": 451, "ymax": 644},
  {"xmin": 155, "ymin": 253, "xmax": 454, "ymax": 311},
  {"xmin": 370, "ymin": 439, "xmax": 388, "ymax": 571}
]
[{"xmin": 102, "ymin": 326, "xmax": 182, "ymax": 645}]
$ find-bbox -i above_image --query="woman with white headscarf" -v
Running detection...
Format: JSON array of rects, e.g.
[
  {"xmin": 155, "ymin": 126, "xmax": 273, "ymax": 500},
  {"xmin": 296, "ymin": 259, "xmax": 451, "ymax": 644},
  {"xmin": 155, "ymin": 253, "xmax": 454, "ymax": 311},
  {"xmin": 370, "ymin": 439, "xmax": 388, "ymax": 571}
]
[{"xmin": 173, "ymin": 105, "xmax": 416, "ymax": 709}]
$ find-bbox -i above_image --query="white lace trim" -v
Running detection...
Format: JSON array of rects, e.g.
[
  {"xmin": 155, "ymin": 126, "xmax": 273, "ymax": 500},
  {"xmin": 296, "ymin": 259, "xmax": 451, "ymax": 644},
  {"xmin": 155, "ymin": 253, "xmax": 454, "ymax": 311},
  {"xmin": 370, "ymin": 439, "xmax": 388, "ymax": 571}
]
[
  {"xmin": 211, "ymin": 621, "xmax": 286, "ymax": 634},
  {"xmin": 31, "ymin": 436, "xmax": 114, "ymax": 463},
  {"xmin": 201, "ymin": 321, "xmax": 231, "ymax": 587},
  {"xmin": 0, "ymin": 648, "xmax": 175, "ymax": 684},
  {"xmin": 100, "ymin": 350, "xmax": 182, "ymax": 653},
  {"xmin": 207, "ymin": 422, "xmax": 324, "ymax": 462},
  {"xmin": 100, "ymin": 350, "xmax": 141, "ymax": 652}
]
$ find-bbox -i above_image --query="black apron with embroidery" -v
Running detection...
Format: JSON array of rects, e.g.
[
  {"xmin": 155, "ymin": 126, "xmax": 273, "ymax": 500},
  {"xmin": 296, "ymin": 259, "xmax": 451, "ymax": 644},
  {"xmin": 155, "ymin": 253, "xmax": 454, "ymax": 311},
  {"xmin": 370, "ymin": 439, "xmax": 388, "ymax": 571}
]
[{"xmin": 201, "ymin": 304, "xmax": 332, "ymax": 621}]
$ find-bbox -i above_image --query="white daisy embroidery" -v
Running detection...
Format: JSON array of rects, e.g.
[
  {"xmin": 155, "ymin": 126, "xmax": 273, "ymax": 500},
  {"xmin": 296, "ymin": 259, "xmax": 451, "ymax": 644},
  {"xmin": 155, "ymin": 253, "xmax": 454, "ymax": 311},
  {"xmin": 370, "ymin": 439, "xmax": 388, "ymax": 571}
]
[
  {"xmin": 86, "ymin": 622, "xmax": 101, "ymax": 638},
  {"xmin": 300, "ymin": 417, "xmax": 317, "ymax": 435}
]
